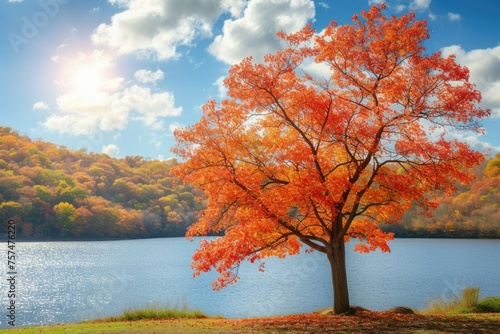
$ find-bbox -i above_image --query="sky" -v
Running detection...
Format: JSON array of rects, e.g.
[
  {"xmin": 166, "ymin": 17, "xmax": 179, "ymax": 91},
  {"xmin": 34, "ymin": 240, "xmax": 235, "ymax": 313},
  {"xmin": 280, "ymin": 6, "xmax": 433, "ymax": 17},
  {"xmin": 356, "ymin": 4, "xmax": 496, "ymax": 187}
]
[{"xmin": 1, "ymin": 0, "xmax": 500, "ymax": 161}]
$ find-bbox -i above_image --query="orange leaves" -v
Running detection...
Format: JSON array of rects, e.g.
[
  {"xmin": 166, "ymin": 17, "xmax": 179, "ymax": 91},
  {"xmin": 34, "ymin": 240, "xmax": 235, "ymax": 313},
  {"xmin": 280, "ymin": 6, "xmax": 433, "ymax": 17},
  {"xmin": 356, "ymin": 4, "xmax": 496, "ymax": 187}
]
[
  {"xmin": 212, "ymin": 311, "xmax": 500, "ymax": 333},
  {"xmin": 276, "ymin": 23, "xmax": 315, "ymax": 48},
  {"xmin": 349, "ymin": 218, "xmax": 394, "ymax": 253},
  {"xmin": 172, "ymin": 4, "xmax": 489, "ymax": 291},
  {"xmin": 317, "ymin": 4, "xmax": 428, "ymax": 92},
  {"xmin": 190, "ymin": 222, "xmax": 302, "ymax": 289}
]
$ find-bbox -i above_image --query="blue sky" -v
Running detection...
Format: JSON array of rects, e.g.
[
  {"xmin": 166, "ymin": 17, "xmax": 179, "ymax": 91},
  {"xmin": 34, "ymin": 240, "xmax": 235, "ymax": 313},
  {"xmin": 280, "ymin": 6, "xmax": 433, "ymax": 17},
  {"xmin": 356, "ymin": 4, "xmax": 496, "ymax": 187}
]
[{"xmin": 1, "ymin": 0, "xmax": 500, "ymax": 160}]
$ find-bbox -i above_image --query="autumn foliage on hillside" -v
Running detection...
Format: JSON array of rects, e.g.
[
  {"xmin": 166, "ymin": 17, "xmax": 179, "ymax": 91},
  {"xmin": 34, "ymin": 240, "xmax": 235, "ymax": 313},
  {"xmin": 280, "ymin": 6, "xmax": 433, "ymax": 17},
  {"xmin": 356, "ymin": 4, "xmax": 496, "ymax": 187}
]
[
  {"xmin": 0, "ymin": 126, "xmax": 498, "ymax": 240},
  {"xmin": 385, "ymin": 153, "xmax": 500, "ymax": 238},
  {"xmin": 0, "ymin": 127, "xmax": 200, "ymax": 239}
]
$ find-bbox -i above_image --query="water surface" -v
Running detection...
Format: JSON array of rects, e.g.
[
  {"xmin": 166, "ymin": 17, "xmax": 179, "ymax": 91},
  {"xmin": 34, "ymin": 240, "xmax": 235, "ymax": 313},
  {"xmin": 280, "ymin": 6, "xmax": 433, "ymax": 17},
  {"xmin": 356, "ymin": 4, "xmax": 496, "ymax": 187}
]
[{"xmin": 1, "ymin": 238, "xmax": 498, "ymax": 328}]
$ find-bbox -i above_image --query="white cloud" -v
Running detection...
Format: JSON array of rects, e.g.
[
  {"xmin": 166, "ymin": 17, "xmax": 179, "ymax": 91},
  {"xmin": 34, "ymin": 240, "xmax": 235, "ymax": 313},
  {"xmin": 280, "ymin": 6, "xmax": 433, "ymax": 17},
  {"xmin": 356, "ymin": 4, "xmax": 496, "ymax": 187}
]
[
  {"xmin": 102, "ymin": 77, "xmax": 125, "ymax": 91},
  {"xmin": 150, "ymin": 138, "xmax": 162, "ymax": 149},
  {"xmin": 43, "ymin": 43, "xmax": 183, "ymax": 136},
  {"xmin": 43, "ymin": 53, "xmax": 182, "ymax": 136},
  {"xmin": 423, "ymin": 120, "xmax": 500, "ymax": 153},
  {"xmin": 441, "ymin": 44, "xmax": 500, "ymax": 118},
  {"xmin": 123, "ymin": 84, "xmax": 182, "ymax": 130},
  {"xmin": 33, "ymin": 101, "xmax": 50, "ymax": 110},
  {"xmin": 300, "ymin": 58, "xmax": 332, "ymax": 82},
  {"xmin": 368, "ymin": 0, "xmax": 406, "ymax": 13},
  {"xmin": 221, "ymin": 0, "xmax": 247, "ymax": 17},
  {"xmin": 208, "ymin": 0, "xmax": 315, "ymax": 65},
  {"xmin": 410, "ymin": 0, "xmax": 431, "ymax": 11},
  {"xmin": 369, "ymin": 0, "xmax": 406, "ymax": 12},
  {"xmin": 102, "ymin": 144, "xmax": 120, "ymax": 157},
  {"xmin": 318, "ymin": 2, "xmax": 329, "ymax": 9},
  {"xmin": 43, "ymin": 114, "xmax": 99, "ymax": 135},
  {"xmin": 44, "ymin": 81, "xmax": 182, "ymax": 135},
  {"xmin": 214, "ymin": 76, "xmax": 227, "ymax": 98},
  {"xmin": 8, "ymin": 0, "xmax": 23, "ymax": 3},
  {"xmin": 395, "ymin": 4, "xmax": 407, "ymax": 12},
  {"xmin": 134, "ymin": 69, "xmax": 164, "ymax": 84},
  {"xmin": 91, "ymin": 0, "xmax": 246, "ymax": 61},
  {"xmin": 169, "ymin": 121, "xmax": 184, "ymax": 134},
  {"xmin": 447, "ymin": 12, "xmax": 461, "ymax": 22},
  {"xmin": 426, "ymin": 11, "xmax": 460, "ymax": 22},
  {"xmin": 51, "ymin": 44, "xmax": 68, "ymax": 63},
  {"xmin": 447, "ymin": 132, "xmax": 500, "ymax": 153}
]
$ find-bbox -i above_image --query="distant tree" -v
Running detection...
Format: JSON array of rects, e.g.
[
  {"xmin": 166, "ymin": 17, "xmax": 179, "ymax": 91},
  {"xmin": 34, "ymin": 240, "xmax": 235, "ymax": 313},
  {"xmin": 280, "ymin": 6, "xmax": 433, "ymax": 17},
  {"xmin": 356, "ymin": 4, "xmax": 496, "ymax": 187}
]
[
  {"xmin": 55, "ymin": 180, "xmax": 87, "ymax": 203},
  {"xmin": 143, "ymin": 210, "xmax": 163, "ymax": 237},
  {"xmin": 485, "ymin": 153, "xmax": 500, "ymax": 177},
  {"xmin": 74, "ymin": 206, "xmax": 93, "ymax": 236},
  {"xmin": 86, "ymin": 197, "xmax": 121, "ymax": 237},
  {"xmin": 172, "ymin": 5, "xmax": 490, "ymax": 314},
  {"xmin": 33, "ymin": 185, "xmax": 52, "ymax": 203},
  {"xmin": 117, "ymin": 208, "xmax": 145, "ymax": 238},
  {"xmin": 0, "ymin": 174, "xmax": 25, "ymax": 201},
  {"xmin": 0, "ymin": 201, "xmax": 23, "ymax": 221},
  {"xmin": 54, "ymin": 202, "xmax": 77, "ymax": 236},
  {"xmin": 73, "ymin": 171, "xmax": 96, "ymax": 192}
]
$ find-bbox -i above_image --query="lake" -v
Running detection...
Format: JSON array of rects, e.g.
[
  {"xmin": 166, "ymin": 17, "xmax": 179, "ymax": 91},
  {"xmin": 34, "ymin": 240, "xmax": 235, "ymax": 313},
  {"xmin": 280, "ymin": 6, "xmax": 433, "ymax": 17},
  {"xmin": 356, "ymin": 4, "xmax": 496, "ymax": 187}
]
[{"xmin": 1, "ymin": 238, "xmax": 499, "ymax": 328}]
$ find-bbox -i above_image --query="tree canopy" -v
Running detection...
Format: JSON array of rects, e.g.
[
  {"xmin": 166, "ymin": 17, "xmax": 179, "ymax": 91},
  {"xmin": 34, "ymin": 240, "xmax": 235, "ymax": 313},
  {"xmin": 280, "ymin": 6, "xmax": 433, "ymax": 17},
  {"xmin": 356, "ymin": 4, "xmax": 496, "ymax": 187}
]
[{"xmin": 172, "ymin": 4, "xmax": 490, "ymax": 314}]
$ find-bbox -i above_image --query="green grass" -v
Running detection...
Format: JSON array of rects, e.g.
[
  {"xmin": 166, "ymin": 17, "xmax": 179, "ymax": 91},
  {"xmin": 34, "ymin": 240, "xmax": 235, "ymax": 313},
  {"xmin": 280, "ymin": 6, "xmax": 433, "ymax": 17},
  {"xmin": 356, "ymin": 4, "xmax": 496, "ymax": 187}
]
[
  {"xmin": 109, "ymin": 301, "xmax": 205, "ymax": 321},
  {"xmin": 463, "ymin": 287, "xmax": 481, "ymax": 309},
  {"xmin": 426, "ymin": 287, "xmax": 500, "ymax": 314},
  {"xmin": 0, "ymin": 319, "xmax": 229, "ymax": 334},
  {"xmin": 0, "ymin": 303, "xmax": 221, "ymax": 334},
  {"xmin": 475, "ymin": 296, "xmax": 500, "ymax": 312}
]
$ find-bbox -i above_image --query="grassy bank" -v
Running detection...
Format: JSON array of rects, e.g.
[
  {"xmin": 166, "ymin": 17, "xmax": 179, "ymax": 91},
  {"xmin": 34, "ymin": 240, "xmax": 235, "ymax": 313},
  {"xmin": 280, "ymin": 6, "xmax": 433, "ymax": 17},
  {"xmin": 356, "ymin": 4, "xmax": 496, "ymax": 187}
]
[
  {"xmin": 1, "ymin": 311, "xmax": 499, "ymax": 333},
  {"xmin": 1, "ymin": 312, "xmax": 499, "ymax": 333},
  {"xmin": 111, "ymin": 302, "xmax": 205, "ymax": 321},
  {"xmin": 425, "ymin": 287, "xmax": 500, "ymax": 314}
]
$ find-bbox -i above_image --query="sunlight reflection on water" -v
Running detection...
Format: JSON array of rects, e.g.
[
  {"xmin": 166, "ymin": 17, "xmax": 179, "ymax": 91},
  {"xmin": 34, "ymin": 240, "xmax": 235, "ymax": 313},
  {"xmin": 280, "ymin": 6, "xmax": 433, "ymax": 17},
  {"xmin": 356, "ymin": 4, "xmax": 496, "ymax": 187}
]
[{"xmin": 0, "ymin": 238, "xmax": 498, "ymax": 328}]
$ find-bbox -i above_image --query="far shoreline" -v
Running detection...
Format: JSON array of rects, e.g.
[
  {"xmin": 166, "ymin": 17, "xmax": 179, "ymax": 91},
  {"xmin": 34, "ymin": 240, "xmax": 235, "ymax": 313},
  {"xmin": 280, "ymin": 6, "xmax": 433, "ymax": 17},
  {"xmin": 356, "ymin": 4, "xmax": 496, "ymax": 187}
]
[{"xmin": 5, "ymin": 235, "xmax": 500, "ymax": 243}]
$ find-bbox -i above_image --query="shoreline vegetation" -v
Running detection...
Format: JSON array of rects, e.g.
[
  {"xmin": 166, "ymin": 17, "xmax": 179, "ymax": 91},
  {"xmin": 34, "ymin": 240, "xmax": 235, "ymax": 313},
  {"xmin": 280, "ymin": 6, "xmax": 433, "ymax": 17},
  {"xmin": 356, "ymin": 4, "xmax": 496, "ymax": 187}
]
[
  {"xmin": 1, "ymin": 307, "xmax": 498, "ymax": 334},
  {"xmin": 1, "ymin": 126, "xmax": 499, "ymax": 241},
  {"xmin": 2, "ymin": 314, "xmax": 499, "ymax": 334},
  {"xmin": 1, "ymin": 289, "xmax": 499, "ymax": 333}
]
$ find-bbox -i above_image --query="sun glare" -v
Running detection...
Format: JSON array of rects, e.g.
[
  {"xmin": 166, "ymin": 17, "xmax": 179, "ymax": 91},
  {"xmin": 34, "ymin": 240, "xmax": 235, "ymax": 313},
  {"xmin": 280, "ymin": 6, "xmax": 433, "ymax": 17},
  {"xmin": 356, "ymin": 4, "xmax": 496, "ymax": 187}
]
[{"xmin": 72, "ymin": 65, "xmax": 102, "ymax": 92}]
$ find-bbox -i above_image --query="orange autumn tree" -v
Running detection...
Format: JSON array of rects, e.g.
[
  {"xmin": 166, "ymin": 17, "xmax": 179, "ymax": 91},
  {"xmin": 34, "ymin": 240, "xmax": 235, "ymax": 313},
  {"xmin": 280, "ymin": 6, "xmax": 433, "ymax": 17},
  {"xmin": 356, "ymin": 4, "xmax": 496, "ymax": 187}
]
[{"xmin": 172, "ymin": 4, "xmax": 490, "ymax": 314}]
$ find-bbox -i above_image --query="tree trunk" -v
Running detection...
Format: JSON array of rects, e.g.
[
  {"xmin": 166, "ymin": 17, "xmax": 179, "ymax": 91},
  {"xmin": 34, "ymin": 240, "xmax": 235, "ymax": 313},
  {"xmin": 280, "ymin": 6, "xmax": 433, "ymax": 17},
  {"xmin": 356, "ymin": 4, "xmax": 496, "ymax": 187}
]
[{"xmin": 327, "ymin": 241, "xmax": 350, "ymax": 314}]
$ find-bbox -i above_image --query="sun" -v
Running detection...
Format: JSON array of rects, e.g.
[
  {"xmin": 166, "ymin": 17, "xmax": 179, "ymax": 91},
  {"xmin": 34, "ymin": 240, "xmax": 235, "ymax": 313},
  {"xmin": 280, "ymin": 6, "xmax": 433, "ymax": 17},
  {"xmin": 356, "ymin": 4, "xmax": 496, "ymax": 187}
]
[
  {"xmin": 72, "ymin": 64, "xmax": 103, "ymax": 92},
  {"xmin": 55, "ymin": 50, "xmax": 116, "ymax": 97}
]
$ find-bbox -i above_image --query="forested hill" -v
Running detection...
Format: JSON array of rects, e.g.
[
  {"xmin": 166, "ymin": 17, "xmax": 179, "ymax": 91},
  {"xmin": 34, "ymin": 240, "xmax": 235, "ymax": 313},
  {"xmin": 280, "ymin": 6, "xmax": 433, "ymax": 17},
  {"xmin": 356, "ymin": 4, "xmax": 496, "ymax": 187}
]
[
  {"xmin": 384, "ymin": 153, "xmax": 500, "ymax": 238},
  {"xmin": 0, "ymin": 126, "xmax": 499, "ymax": 240},
  {"xmin": 0, "ymin": 126, "xmax": 201, "ymax": 240}
]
